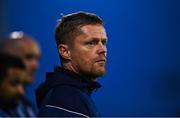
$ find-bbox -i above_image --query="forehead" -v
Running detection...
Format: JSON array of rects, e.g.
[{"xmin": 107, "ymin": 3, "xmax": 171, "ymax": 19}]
[
  {"xmin": 80, "ymin": 25, "xmax": 107, "ymax": 39},
  {"xmin": 17, "ymin": 40, "xmax": 40, "ymax": 57}
]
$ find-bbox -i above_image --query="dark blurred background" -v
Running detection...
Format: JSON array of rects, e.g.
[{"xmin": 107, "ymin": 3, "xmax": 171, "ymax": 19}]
[{"xmin": 0, "ymin": 0, "xmax": 180, "ymax": 116}]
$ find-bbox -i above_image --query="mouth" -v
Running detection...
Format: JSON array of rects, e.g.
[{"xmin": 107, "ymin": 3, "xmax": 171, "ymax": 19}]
[
  {"xmin": 28, "ymin": 72, "xmax": 33, "ymax": 77},
  {"xmin": 28, "ymin": 70, "xmax": 36, "ymax": 76},
  {"xmin": 96, "ymin": 59, "xmax": 106, "ymax": 64}
]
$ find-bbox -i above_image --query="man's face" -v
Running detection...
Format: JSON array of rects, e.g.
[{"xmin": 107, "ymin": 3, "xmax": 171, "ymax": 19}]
[
  {"xmin": 69, "ymin": 25, "xmax": 107, "ymax": 79},
  {"xmin": 0, "ymin": 68, "xmax": 26, "ymax": 107},
  {"xmin": 18, "ymin": 40, "xmax": 41, "ymax": 84}
]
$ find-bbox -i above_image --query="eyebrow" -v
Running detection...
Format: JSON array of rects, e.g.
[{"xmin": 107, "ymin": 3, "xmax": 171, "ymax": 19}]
[
  {"xmin": 24, "ymin": 53, "xmax": 40, "ymax": 59},
  {"xmin": 88, "ymin": 38, "xmax": 107, "ymax": 42}
]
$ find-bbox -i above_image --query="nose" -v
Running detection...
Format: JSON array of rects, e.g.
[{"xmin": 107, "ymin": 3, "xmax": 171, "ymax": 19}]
[
  {"xmin": 29, "ymin": 59, "xmax": 39, "ymax": 71},
  {"xmin": 17, "ymin": 85, "xmax": 25, "ymax": 96},
  {"xmin": 98, "ymin": 42, "xmax": 107, "ymax": 55},
  {"xmin": 32, "ymin": 59, "xmax": 39, "ymax": 70}
]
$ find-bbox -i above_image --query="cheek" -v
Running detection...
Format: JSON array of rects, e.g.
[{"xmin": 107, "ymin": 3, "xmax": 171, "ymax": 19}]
[
  {"xmin": 78, "ymin": 54, "xmax": 94, "ymax": 66},
  {"xmin": 72, "ymin": 49, "xmax": 89, "ymax": 60},
  {"xmin": 2, "ymin": 86, "xmax": 16, "ymax": 98},
  {"xmin": 71, "ymin": 47, "xmax": 97, "ymax": 68},
  {"xmin": 24, "ymin": 60, "xmax": 30, "ymax": 68},
  {"xmin": 6, "ymin": 86, "xmax": 16, "ymax": 94},
  {"xmin": 74, "ymin": 56, "xmax": 90, "ymax": 67}
]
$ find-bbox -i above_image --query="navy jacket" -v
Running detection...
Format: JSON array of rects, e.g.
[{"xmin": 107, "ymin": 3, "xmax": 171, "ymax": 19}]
[{"xmin": 36, "ymin": 67, "xmax": 101, "ymax": 117}]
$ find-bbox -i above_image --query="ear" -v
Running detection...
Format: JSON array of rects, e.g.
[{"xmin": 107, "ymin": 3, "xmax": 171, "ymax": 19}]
[{"xmin": 58, "ymin": 44, "xmax": 71, "ymax": 60}]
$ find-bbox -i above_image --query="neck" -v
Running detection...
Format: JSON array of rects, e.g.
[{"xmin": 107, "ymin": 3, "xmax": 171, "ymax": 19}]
[
  {"xmin": 62, "ymin": 62, "xmax": 78, "ymax": 74},
  {"xmin": 62, "ymin": 63, "xmax": 97, "ymax": 81}
]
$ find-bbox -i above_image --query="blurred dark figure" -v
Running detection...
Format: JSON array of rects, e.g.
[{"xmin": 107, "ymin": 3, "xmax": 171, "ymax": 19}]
[
  {"xmin": 0, "ymin": 54, "xmax": 36, "ymax": 117},
  {"xmin": 0, "ymin": 31, "xmax": 41, "ymax": 84},
  {"xmin": 0, "ymin": 31, "xmax": 41, "ymax": 114}
]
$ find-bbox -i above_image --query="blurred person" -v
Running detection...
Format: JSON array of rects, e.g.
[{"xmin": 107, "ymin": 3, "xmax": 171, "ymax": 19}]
[
  {"xmin": 0, "ymin": 53, "xmax": 36, "ymax": 117},
  {"xmin": 0, "ymin": 31, "xmax": 41, "ymax": 114},
  {"xmin": 36, "ymin": 11, "xmax": 107, "ymax": 117},
  {"xmin": 0, "ymin": 31, "xmax": 41, "ymax": 84}
]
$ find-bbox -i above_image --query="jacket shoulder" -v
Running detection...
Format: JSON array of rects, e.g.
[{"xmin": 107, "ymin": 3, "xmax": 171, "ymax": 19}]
[
  {"xmin": 45, "ymin": 85, "xmax": 85, "ymax": 105},
  {"xmin": 38, "ymin": 85, "xmax": 90, "ymax": 117}
]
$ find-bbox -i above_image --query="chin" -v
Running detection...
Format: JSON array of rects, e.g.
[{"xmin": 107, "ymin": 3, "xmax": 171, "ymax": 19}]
[
  {"xmin": 97, "ymin": 71, "xmax": 106, "ymax": 76},
  {"xmin": 27, "ymin": 76, "xmax": 34, "ymax": 84},
  {"xmin": 93, "ymin": 68, "xmax": 106, "ymax": 78}
]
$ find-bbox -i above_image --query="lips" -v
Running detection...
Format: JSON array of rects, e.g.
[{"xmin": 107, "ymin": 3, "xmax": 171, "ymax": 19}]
[{"xmin": 96, "ymin": 58, "xmax": 106, "ymax": 63}]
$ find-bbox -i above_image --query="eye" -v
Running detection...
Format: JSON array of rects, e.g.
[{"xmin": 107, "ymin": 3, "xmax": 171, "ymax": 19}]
[
  {"xmin": 24, "ymin": 54, "xmax": 40, "ymax": 60},
  {"xmin": 25, "ymin": 54, "xmax": 34, "ymax": 59},
  {"xmin": 102, "ymin": 40, "xmax": 107, "ymax": 45},
  {"xmin": 10, "ymin": 79, "xmax": 20, "ymax": 87},
  {"xmin": 86, "ymin": 40, "xmax": 98, "ymax": 46}
]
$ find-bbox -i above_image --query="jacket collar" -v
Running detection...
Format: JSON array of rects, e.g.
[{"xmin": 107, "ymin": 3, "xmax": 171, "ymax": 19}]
[
  {"xmin": 36, "ymin": 67, "xmax": 102, "ymax": 108},
  {"xmin": 47, "ymin": 67, "xmax": 102, "ymax": 92}
]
